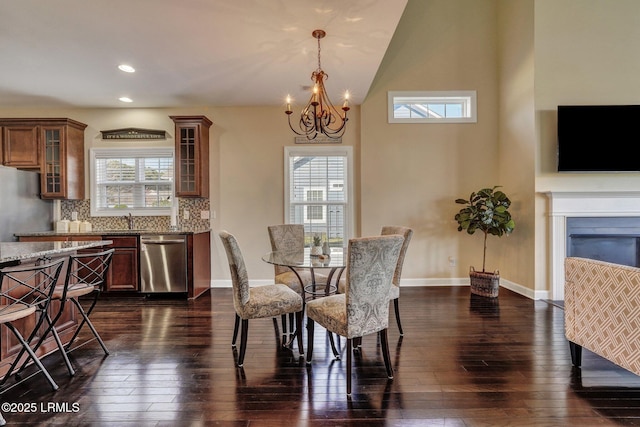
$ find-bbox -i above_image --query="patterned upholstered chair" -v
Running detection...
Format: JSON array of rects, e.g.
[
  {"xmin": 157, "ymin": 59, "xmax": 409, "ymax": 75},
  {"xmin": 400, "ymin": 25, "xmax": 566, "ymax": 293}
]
[
  {"xmin": 381, "ymin": 226, "xmax": 413, "ymax": 335},
  {"xmin": 565, "ymin": 257, "xmax": 640, "ymax": 377},
  {"xmin": 338, "ymin": 226, "xmax": 413, "ymax": 335},
  {"xmin": 305, "ymin": 234, "xmax": 404, "ymax": 395},
  {"xmin": 219, "ymin": 231, "xmax": 304, "ymax": 367},
  {"xmin": 267, "ymin": 224, "xmax": 327, "ymax": 337}
]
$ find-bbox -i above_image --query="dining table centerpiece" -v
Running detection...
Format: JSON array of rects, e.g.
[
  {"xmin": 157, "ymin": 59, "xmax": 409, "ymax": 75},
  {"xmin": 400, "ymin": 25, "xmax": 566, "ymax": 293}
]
[{"xmin": 311, "ymin": 234, "xmax": 323, "ymax": 256}]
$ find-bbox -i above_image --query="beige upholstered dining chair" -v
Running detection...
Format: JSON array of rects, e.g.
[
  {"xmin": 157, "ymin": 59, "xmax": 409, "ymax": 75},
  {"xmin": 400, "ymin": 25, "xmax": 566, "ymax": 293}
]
[
  {"xmin": 267, "ymin": 224, "xmax": 327, "ymax": 337},
  {"xmin": 0, "ymin": 258, "xmax": 65, "ymax": 392},
  {"xmin": 338, "ymin": 226, "xmax": 413, "ymax": 335},
  {"xmin": 219, "ymin": 230, "xmax": 304, "ymax": 367},
  {"xmin": 305, "ymin": 234, "xmax": 404, "ymax": 395},
  {"xmin": 381, "ymin": 226, "xmax": 413, "ymax": 335}
]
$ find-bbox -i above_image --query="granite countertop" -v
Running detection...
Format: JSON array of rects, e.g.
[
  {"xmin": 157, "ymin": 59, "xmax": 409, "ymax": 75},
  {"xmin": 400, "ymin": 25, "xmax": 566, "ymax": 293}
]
[
  {"xmin": 0, "ymin": 240, "xmax": 112, "ymax": 266},
  {"xmin": 14, "ymin": 227, "xmax": 211, "ymax": 238}
]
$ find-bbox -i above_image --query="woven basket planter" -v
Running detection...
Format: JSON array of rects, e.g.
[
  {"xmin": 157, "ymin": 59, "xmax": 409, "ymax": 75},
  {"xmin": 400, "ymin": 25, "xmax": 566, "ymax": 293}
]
[{"xmin": 469, "ymin": 267, "xmax": 500, "ymax": 298}]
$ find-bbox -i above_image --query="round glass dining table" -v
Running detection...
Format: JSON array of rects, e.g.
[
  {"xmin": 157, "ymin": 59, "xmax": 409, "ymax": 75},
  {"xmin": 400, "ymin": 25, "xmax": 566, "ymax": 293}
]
[{"xmin": 261, "ymin": 248, "xmax": 346, "ymax": 298}]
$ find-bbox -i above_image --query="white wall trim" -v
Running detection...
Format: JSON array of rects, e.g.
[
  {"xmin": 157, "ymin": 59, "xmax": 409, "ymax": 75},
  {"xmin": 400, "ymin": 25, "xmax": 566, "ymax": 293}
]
[
  {"xmin": 209, "ymin": 277, "xmax": 541, "ymax": 299},
  {"xmin": 545, "ymin": 191, "xmax": 640, "ymax": 300}
]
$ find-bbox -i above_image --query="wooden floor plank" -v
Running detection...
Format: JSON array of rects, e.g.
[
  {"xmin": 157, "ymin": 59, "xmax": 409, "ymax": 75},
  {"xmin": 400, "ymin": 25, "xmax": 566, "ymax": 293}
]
[{"xmin": 1, "ymin": 286, "xmax": 640, "ymax": 426}]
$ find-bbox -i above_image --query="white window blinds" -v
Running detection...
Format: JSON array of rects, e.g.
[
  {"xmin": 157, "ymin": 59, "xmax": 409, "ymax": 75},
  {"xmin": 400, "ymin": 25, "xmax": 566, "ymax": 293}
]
[
  {"xmin": 285, "ymin": 146, "xmax": 353, "ymax": 249},
  {"xmin": 90, "ymin": 148, "xmax": 174, "ymax": 216}
]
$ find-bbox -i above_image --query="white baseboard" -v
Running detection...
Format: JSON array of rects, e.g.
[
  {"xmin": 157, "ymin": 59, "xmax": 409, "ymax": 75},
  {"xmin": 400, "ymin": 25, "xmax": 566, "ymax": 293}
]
[{"xmin": 210, "ymin": 277, "xmax": 549, "ymax": 300}]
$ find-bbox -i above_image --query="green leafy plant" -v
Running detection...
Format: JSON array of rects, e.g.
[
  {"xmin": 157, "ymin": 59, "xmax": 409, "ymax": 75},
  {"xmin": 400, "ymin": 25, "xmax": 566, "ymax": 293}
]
[
  {"xmin": 313, "ymin": 234, "xmax": 322, "ymax": 247},
  {"xmin": 454, "ymin": 186, "xmax": 515, "ymax": 272}
]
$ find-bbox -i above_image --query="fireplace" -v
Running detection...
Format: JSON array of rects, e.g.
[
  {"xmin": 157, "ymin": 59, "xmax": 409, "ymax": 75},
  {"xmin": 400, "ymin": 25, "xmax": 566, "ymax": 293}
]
[
  {"xmin": 547, "ymin": 191, "xmax": 640, "ymax": 300},
  {"xmin": 567, "ymin": 217, "xmax": 640, "ymax": 267}
]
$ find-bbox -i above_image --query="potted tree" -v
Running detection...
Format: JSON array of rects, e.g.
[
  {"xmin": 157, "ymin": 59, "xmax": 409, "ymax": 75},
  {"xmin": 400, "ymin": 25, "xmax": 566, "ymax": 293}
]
[{"xmin": 454, "ymin": 186, "xmax": 515, "ymax": 298}]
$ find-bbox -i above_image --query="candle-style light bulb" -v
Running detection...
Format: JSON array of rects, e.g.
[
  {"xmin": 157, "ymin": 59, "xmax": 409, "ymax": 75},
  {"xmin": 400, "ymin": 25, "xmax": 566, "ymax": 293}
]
[
  {"xmin": 343, "ymin": 91, "xmax": 350, "ymax": 109},
  {"xmin": 286, "ymin": 95, "xmax": 292, "ymax": 113}
]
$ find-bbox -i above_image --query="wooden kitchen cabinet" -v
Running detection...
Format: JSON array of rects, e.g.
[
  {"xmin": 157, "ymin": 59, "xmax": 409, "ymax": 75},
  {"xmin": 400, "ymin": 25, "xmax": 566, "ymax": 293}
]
[
  {"xmin": 102, "ymin": 236, "xmax": 139, "ymax": 293},
  {"xmin": 187, "ymin": 231, "xmax": 211, "ymax": 299},
  {"xmin": 170, "ymin": 115, "xmax": 212, "ymax": 198},
  {"xmin": 1, "ymin": 121, "xmax": 40, "ymax": 169},
  {"xmin": 40, "ymin": 119, "xmax": 87, "ymax": 200},
  {"xmin": 0, "ymin": 118, "xmax": 87, "ymax": 200}
]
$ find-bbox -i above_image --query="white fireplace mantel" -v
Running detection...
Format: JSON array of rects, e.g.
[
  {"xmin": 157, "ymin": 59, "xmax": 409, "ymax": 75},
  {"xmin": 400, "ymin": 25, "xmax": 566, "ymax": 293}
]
[{"xmin": 546, "ymin": 191, "xmax": 640, "ymax": 300}]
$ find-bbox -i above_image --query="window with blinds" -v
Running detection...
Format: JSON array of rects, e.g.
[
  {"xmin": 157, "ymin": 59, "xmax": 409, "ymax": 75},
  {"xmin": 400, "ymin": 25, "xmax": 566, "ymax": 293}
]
[
  {"xmin": 284, "ymin": 146, "xmax": 353, "ymax": 249},
  {"xmin": 90, "ymin": 148, "xmax": 174, "ymax": 216}
]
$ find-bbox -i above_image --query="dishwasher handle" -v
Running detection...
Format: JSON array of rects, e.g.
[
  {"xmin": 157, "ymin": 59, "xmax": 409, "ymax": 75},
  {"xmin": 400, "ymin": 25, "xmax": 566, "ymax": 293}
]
[{"xmin": 141, "ymin": 239, "xmax": 185, "ymax": 245}]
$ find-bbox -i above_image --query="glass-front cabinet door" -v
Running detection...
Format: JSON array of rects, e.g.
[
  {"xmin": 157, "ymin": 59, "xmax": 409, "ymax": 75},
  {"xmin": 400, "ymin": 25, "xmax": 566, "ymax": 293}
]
[
  {"xmin": 170, "ymin": 115, "xmax": 212, "ymax": 198},
  {"xmin": 42, "ymin": 125, "xmax": 65, "ymax": 198},
  {"xmin": 39, "ymin": 118, "xmax": 86, "ymax": 200}
]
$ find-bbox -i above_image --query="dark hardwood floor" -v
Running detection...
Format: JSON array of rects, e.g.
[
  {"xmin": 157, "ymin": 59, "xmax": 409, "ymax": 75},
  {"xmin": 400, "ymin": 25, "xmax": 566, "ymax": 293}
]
[{"xmin": 2, "ymin": 286, "xmax": 640, "ymax": 426}]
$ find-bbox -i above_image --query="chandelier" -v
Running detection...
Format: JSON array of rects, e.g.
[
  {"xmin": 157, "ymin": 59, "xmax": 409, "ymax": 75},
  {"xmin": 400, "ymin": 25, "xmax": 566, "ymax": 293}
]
[{"xmin": 285, "ymin": 29, "xmax": 350, "ymax": 140}]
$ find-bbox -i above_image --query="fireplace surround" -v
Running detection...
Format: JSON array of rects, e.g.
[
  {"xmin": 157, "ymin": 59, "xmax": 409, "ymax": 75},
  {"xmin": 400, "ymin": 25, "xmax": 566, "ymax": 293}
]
[{"xmin": 547, "ymin": 191, "xmax": 640, "ymax": 300}]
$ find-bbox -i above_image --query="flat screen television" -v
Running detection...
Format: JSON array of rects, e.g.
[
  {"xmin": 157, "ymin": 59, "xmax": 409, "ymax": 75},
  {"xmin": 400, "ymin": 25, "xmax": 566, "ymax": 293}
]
[{"xmin": 557, "ymin": 104, "xmax": 640, "ymax": 172}]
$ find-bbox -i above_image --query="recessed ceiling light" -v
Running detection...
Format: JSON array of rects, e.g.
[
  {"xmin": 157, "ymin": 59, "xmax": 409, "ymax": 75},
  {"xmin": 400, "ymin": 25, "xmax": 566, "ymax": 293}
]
[
  {"xmin": 119, "ymin": 97, "xmax": 133, "ymax": 103},
  {"xmin": 118, "ymin": 64, "xmax": 135, "ymax": 73}
]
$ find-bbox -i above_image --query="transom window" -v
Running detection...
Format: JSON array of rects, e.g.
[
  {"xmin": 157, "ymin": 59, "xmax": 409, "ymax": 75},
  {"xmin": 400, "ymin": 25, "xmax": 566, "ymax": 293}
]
[
  {"xmin": 388, "ymin": 90, "xmax": 477, "ymax": 123},
  {"xmin": 90, "ymin": 148, "xmax": 174, "ymax": 217}
]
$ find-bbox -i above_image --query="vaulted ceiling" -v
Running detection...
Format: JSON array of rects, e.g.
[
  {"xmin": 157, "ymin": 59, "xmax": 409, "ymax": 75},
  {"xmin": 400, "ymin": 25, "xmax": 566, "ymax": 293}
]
[{"xmin": 0, "ymin": 0, "xmax": 408, "ymax": 109}]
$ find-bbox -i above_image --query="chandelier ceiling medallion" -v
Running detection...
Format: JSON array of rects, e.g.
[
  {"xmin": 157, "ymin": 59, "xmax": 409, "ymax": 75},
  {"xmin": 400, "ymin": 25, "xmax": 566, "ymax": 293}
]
[{"xmin": 285, "ymin": 29, "xmax": 350, "ymax": 140}]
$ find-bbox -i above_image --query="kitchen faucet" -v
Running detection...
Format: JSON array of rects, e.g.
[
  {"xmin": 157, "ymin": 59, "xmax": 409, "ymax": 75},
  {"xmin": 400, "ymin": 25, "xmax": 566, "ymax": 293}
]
[{"xmin": 123, "ymin": 213, "xmax": 134, "ymax": 230}]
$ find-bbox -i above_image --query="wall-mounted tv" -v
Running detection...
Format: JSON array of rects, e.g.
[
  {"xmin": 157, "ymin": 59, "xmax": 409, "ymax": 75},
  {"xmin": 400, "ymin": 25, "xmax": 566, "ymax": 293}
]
[{"xmin": 557, "ymin": 105, "xmax": 640, "ymax": 172}]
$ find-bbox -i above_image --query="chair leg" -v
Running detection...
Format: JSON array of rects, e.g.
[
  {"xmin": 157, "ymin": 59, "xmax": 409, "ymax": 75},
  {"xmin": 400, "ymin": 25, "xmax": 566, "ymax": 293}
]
[
  {"xmin": 329, "ymin": 332, "xmax": 340, "ymax": 359},
  {"xmin": 8, "ymin": 303, "xmax": 52, "ymax": 379},
  {"xmin": 346, "ymin": 338, "xmax": 352, "ymax": 395},
  {"xmin": 306, "ymin": 319, "xmax": 314, "ymax": 365},
  {"xmin": 3, "ymin": 323, "xmax": 58, "ymax": 391},
  {"xmin": 296, "ymin": 311, "xmax": 304, "ymax": 355},
  {"xmin": 281, "ymin": 314, "xmax": 287, "ymax": 336},
  {"xmin": 393, "ymin": 298, "xmax": 404, "ymax": 336},
  {"xmin": 238, "ymin": 319, "xmax": 249, "ymax": 367},
  {"xmin": 379, "ymin": 328, "xmax": 394, "ymax": 379},
  {"xmin": 570, "ymin": 341, "xmax": 582, "ymax": 367},
  {"xmin": 41, "ymin": 312, "xmax": 75, "ymax": 376},
  {"xmin": 232, "ymin": 314, "xmax": 240, "ymax": 347},
  {"xmin": 15, "ymin": 304, "xmax": 75, "ymax": 378},
  {"xmin": 289, "ymin": 312, "xmax": 294, "ymax": 335},
  {"xmin": 353, "ymin": 336, "xmax": 362, "ymax": 349},
  {"xmin": 68, "ymin": 298, "xmax": 109, "ymax": 355}
]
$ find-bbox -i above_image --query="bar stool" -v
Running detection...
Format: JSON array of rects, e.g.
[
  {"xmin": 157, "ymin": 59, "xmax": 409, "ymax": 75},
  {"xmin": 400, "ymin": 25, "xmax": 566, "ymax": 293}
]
[
  {"xmin": 0, "ymin": 258, "xmax": 65, "ymax": 391},
  {"xmin": 24, "ymin": 248, "xmax": 114, "ymax": 378}
]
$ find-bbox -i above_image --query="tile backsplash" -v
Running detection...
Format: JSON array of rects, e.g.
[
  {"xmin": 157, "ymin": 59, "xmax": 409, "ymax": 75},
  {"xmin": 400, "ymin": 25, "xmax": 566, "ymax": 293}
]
[{"xmin": 61, "ymin": 198, "xmax": 210, "ymax": 231}]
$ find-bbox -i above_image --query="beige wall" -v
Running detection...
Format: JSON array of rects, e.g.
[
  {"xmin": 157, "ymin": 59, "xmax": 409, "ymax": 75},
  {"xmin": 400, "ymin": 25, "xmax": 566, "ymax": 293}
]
[
  {"xmin": 497, "ymin": 0, "xmax": 536, "ymax": 293},
  {"xmin": 361, "ymin": 0, "xmax": 507, "ymax": 283}
]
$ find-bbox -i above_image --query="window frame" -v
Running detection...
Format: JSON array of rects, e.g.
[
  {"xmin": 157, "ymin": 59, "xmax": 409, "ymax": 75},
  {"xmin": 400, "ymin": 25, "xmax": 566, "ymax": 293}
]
[
  {"xmin": 388, "ymin": 90, "xmax": 477, "ymax": 123},
  {"xmin": 90, "ymin": 147, "xmax": 174, "ymax": 217},
  {"xmin": 284, "ymin": 145, "xmax": 354, "ymax": 247}
]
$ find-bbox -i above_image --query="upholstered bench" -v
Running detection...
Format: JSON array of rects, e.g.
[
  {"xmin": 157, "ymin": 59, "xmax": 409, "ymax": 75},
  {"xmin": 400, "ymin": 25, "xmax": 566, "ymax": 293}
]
[{"xmin": 564, "ymin": 257, "xmax": 640, "ymax": 376}]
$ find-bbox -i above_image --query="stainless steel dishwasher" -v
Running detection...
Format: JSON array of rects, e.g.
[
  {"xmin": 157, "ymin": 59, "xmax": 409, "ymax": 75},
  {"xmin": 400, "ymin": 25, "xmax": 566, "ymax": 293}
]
[{"xmin": 140, "ymin": 235, "xmax": 187, "ymax": 293}]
